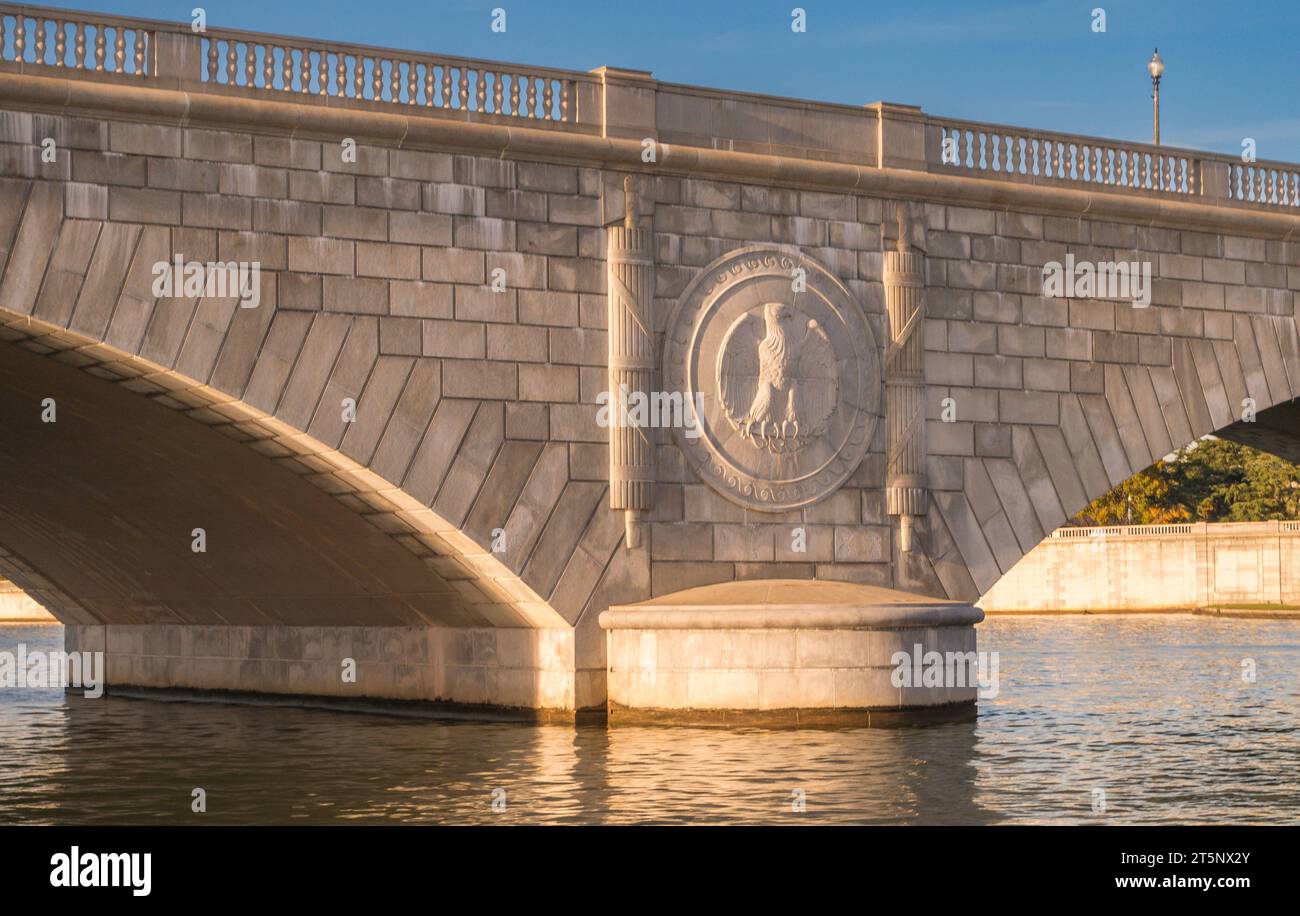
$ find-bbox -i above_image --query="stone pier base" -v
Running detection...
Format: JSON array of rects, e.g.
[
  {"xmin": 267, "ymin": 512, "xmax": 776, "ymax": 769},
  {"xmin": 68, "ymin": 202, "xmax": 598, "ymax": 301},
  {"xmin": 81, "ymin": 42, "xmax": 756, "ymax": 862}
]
[
  {"xmin": 64, "ymin": 624, "xmax": 585, "ymax": 722},
  {"xmin": 599, "ymin": 580, "xmax": 984, "ymax": 727}
]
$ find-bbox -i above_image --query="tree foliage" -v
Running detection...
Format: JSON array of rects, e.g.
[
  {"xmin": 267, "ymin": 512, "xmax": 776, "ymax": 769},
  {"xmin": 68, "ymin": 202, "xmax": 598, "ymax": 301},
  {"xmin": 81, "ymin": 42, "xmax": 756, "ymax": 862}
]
[{"xmin": 1072, "ymin": 438, "xmax": 1300, "ymax": 526}]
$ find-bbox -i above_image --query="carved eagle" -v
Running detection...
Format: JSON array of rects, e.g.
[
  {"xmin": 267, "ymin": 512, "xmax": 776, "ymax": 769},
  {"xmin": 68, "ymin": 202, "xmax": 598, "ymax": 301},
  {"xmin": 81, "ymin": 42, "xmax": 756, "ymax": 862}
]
[{"xmin": 719, "ymin": 302, "xmax": 838, "ymax": 454}]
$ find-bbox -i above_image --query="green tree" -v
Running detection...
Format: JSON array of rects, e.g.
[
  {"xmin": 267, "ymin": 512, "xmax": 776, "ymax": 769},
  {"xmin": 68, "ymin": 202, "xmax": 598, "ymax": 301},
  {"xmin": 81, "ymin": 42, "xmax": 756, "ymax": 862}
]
[{"xmin": 1072, "ymin": 438, "xmax": 1300, "ymax": 525}]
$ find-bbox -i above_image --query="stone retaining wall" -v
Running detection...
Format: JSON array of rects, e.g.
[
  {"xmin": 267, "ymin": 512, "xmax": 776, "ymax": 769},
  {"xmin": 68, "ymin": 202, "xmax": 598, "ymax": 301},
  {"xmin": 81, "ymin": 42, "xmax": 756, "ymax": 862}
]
[{"xmin": 979, "ymin": 521, "xmax": 1300, "ymax": 611}]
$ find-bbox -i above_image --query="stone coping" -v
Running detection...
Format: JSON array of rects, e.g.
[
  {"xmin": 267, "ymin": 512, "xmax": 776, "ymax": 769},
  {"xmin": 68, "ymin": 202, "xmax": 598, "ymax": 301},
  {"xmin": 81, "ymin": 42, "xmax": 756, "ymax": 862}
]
[
  {"xmin": 4, "ymin": 70, "xmax": 1300, "ymax": 238},
  {"xmin": 600, "ymin": 580, "xmax": 984, "ymax": 630}
]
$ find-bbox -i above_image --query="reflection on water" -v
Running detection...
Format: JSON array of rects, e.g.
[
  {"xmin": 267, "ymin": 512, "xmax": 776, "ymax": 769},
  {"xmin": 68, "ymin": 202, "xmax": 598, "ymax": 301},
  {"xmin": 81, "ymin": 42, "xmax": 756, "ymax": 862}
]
[{"xmin": 1, "ymin": 617, "xmax": 1297, "ymax": 824}]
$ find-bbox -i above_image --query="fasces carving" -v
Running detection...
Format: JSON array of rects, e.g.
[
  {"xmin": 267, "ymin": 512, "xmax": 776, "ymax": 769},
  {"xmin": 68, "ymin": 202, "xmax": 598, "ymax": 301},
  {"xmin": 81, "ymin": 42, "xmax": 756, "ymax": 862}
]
[
  {"xmin": 664, "ymin": 247, "xmax": 880, "ymax": 511},
  {"xmin": 607, "ymin": 176, "xmax": 655, "ymax": 548},
  {"xmin": 884, "ymin": 204, "xmax": 928, "ymax": 552}
]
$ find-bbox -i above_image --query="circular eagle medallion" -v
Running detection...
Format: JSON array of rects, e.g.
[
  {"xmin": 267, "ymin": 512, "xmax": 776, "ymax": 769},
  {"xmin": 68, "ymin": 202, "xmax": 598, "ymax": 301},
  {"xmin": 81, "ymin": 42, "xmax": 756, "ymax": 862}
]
[{"xmin": 663, "ymin": 246, "xmax": 881, "ymax": 511}]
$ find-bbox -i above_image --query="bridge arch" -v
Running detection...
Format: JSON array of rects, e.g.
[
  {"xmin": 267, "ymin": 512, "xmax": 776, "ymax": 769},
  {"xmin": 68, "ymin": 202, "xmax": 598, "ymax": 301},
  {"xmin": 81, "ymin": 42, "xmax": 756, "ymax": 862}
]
[{"xmin": 0, "ymin": 310, "xmax": 571, "ymax": 629}]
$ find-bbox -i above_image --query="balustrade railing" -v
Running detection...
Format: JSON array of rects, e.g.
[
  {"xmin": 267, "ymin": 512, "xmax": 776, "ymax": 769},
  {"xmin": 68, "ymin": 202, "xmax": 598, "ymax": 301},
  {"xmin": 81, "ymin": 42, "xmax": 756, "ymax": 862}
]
[
  {"xmin": 0, "ymin": 4, "xmax": 149, "ymax": 75},
  {"xmin": 1055, "ymin": 521, "xmax": 1300, "ymax": 538},
  {"xmin": 196, "ymin": 31, "xmax": 577, "ymax": 121},
  {"xmin": 930, "ymin": 118, "xmax": 1199, "ymax": 195},
  {"xmin": 1226, "ymin": 161, "xmax": 1300, "ymax": 208},
  {"xmin": 1053, "ymin": 524, "xmax": 1197, "ymax": 538}
]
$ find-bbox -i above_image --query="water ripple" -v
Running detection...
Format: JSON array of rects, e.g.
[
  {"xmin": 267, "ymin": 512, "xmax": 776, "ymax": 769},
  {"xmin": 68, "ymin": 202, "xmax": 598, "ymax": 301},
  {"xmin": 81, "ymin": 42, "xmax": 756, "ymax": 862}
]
[{"xmin": 0, "ymin": 616, "xmax": 1296, "ymax": 824}]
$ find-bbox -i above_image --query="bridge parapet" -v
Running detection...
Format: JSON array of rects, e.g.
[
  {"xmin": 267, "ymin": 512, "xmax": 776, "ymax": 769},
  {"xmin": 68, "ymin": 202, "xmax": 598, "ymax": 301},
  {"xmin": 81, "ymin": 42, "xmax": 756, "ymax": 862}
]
[{"xmin": 4, "ymin": 1, "xmax": 1300, "ymax": 214}]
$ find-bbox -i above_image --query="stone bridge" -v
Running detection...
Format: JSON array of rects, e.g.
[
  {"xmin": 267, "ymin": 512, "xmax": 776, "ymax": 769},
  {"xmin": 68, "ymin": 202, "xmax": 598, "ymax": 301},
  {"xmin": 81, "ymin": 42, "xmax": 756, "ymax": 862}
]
[{"xmin": 0, "ymin": 6, "xmax": 1297, "ymax": 721}]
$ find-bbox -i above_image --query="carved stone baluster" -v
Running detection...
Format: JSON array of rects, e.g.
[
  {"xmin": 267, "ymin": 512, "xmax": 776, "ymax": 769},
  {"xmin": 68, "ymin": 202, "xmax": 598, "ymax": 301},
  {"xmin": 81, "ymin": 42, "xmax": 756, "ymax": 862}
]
[
  {"xmin": 526, "ymin": 76, "xmax": 537, "ymax": 117},
  {"xmin": 509, "ymin": 73, "xmax": 520, "ymax": 115},
  {"xmin": 493, "ymin": 72, "xmax": 504, "ymax": 114},
  {"xmin": 301, "ymin": 49, "xmax": 312, "ymax": 93},
  {"xmin": 336, "ymin": 55, "xmax": 347, "ymax": 96},
  {"xmin": 543, "ymin": 80, "xmax": 554, "ymax": 119},
  {"xmin": 353, "ymin": 56, "xmax": 364, "ymax": 98},
  {"xmin": 424, "ymin": 65, "xmax": 434, "ymax": 106},
  {"xmin": 560, "ymin": 80, "xmax": 570, "ymax": 121},
  {"xmin": 458, "ymin": 68, "xmax": 469, "ymax": 109},
  {"xmin": 133, "ymin": 29, "xmax": 144, "ymax": 75},
  {"xmin": 94, "ymin": 24, "xmax": 106, "ymax": 71},
  {"xmin": 206, "ymin": 34, "xmax": 217, "ymax": 81},
  {"xmin": 226, "ymin": 41, "xmax": 236, "ymax": 84},
  {"xmin": 408, "ymin": 62, "xmax": 418, "ymax": 104},
  {"xmin": 606, "ymin": 177, "xmax": 656, "ymax": 548},
  {"xmin": 390, "ymin": 60, "xmax": 401, "ymax": 101},
  {"xmin": 371, "ymin": 57, "xmax": 382, "ymax": 99},
  {"xmin": 54, "ymin": 20, "xmax": 65, "ymax": 66},
  {"xmin": 75, "ymin": 23, "xmax": 86, "ymax": 68},
  {"xmin": 14, "ymin": 17, "xmax": 25, "ymax": 63},
  {"xmin": 35, "ymin": 18, "xmax": 46, "ymax": 65},
  {"xmin": 442, "ymin": 66, "xmax": 452, "ymax": 108},
  {"xmin": 282, "ymin": 47, "xmax": 293, "ymax": 90},
  {"xmin": 884, "ymin": 204, "xmax": 927, "ymax": 553},
  {"xmin": 318, "ymin": 54, "xmax": 328, "ymax": 95},
  {"xmin": 261, "ymin": 45, "xmax": 273, "ymax": 88},
  {"xmin": 475, "ymin": 70, "xmax": 486, "ymax": 111}
]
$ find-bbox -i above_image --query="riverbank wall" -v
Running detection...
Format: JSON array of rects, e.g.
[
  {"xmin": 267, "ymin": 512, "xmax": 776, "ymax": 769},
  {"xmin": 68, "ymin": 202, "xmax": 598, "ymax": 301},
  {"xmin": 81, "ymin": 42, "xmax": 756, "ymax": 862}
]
[
  {"xmin": 0, "ymin": 578, "xmax": 56, "ymax": 622},
  {"xmin": 979, "ymin": 521, "xmax": 1300, "ymax": 613}
]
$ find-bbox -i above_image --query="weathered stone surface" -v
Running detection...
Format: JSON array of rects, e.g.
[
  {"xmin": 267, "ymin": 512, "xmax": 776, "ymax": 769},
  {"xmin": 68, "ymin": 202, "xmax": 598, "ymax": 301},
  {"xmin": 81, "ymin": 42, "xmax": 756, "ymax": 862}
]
[{"xmin": 2, "ymin": 57, "xmax": 1298, "ymax": 718}]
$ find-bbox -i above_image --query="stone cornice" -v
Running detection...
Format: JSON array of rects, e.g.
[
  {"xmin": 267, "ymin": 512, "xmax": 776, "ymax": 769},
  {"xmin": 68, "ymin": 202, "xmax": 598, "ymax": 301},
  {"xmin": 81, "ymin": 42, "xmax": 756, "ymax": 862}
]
[{"xmin": 3, "ymin": 70, "xmax": 1299, "ymax": 240}]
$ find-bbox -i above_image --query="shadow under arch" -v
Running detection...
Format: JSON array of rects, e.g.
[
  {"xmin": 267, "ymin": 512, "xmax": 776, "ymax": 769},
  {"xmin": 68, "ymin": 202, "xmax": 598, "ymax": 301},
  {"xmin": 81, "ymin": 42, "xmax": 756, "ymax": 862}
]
[{"xmin": 0, "ymin": 310, "xmax": 565, "ymax": 629}]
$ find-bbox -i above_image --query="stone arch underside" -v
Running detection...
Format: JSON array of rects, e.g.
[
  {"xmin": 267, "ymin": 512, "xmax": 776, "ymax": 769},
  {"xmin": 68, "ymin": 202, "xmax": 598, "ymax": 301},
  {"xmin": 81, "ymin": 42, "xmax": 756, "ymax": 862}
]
[
  {"xmin": 0, "ymin": 184, "xmax": 603, "ymax": 631},
  {"xmin": 0, "ymin": 314, "xmax": 572, "ymax": 629},
  {"xmin": 932, "ymin": 319, "xmax": 1300, "ymax": 602}
]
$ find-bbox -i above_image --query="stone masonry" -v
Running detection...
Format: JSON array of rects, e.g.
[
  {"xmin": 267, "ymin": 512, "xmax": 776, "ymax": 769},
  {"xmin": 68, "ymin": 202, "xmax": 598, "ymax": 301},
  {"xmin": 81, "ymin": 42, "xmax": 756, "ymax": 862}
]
[{"xmin": 0, "ymin": 9, "xmax": 1298, "ymax": 714}]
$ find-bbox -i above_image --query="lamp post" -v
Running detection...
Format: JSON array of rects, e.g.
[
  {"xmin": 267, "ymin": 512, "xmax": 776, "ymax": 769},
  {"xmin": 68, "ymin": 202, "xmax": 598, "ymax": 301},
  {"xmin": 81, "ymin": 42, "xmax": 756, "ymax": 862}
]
[{"xmin": 1148, "ymin": 49, "xmax": 1164, "ymax": 145}]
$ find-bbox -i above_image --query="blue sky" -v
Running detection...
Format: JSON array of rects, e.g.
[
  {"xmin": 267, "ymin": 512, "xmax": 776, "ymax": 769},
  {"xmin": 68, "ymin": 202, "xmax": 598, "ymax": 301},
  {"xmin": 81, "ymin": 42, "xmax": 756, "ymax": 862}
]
[{"xmin": 40, "ymin": 0, "xmax": 1300, "ymax": 162}]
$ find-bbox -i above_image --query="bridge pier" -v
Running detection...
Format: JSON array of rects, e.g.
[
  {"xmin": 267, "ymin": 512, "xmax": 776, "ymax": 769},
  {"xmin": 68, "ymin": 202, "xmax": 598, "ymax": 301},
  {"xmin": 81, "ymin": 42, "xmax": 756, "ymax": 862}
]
[
  {"xmin": 65, "ymin": 623, "xmax": 586, "ymax": 721},
  {"xmin": 600, "ymin": 580, "xmax": 984, "ymax": 725}
]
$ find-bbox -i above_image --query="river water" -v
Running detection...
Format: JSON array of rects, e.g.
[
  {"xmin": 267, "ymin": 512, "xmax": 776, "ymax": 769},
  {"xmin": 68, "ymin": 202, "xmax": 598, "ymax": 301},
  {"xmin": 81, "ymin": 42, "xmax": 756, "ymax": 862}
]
[{"xmin": 0, "ymin": 616, "xmax": 1296, "ymax": 825}]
